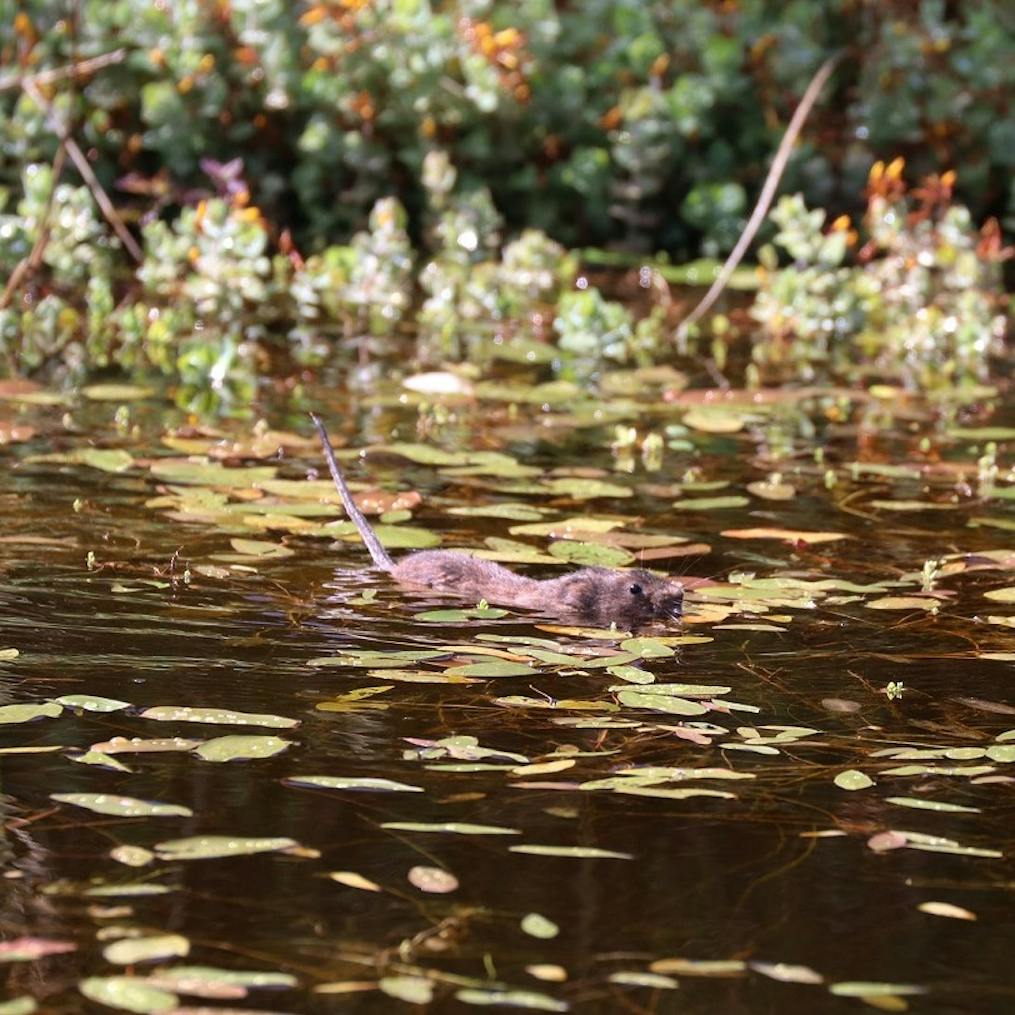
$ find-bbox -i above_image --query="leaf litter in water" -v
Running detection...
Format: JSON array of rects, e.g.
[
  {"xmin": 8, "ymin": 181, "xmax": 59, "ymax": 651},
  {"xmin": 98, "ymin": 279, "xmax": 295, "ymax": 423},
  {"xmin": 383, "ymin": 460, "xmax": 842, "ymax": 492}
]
[
  {"xmin": 51, "ymin": 794, "xmax": 192, "ymax": 818},
  {"xmin": 917, "ymin": 901, "xmax": 976, "ymax": 920}
]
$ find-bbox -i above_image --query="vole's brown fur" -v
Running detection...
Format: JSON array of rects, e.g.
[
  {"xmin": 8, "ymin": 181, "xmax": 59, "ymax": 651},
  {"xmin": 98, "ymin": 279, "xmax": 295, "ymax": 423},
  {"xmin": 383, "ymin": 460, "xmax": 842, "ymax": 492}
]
[{"xmin": 311, "ymin": 414, "xmax": 683, "ymax": 628}]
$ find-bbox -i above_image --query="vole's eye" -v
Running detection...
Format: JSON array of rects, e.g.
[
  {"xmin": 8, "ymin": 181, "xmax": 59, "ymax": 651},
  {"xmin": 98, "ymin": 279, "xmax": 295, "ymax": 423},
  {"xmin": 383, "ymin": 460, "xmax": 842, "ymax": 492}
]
[{"xmin": 629, "ymin": 583, "xmax": 643, "ymax": 596}]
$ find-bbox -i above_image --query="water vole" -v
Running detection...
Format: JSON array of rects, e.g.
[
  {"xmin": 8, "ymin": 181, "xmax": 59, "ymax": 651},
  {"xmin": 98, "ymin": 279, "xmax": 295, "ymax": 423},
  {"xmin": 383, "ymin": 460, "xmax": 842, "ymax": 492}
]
[{"xmin": 310, "ymin": 414, "xmax": 683, "ymax": 628}]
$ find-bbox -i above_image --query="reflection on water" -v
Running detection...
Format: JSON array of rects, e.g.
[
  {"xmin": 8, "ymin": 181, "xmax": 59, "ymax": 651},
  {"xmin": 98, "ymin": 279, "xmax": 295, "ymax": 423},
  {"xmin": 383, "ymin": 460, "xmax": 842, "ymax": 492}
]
[{"xmin": 2, "ymin": 390, "xmax": 1015, "ymax": 1013}]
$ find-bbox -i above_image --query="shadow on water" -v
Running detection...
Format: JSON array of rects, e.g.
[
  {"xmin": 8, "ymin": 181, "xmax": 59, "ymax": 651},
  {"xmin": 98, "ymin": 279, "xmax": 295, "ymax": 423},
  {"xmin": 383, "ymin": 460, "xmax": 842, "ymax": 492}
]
[{"xmin": 2, "ymin": 387, "xmax": 1015, "ymax": 1014}]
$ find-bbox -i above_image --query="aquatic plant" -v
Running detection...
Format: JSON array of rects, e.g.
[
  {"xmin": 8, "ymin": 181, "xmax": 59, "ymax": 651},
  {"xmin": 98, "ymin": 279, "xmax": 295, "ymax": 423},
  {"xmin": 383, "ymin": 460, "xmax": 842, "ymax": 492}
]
[{"xmin": 751, "ymin": 161, "xmax": 1011, "ymax": 392}]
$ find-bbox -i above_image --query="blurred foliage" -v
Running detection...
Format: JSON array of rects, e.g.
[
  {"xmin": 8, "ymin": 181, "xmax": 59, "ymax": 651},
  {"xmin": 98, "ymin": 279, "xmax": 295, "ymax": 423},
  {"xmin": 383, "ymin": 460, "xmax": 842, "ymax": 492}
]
[
  {"xmin": 751, "ymin": 160, "xmax": 1011, "ymax": 392},
  {"xmin": 0, "ymin": 0, "xmax": 1012, "ymax": 401}
]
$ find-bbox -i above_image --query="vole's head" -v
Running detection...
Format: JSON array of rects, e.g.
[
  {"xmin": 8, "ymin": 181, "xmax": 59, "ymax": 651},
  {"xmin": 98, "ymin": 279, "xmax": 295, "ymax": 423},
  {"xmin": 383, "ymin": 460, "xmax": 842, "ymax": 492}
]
[{"xmin": 565, "ymin": 568, "xmax": 684, "ymax": 629}]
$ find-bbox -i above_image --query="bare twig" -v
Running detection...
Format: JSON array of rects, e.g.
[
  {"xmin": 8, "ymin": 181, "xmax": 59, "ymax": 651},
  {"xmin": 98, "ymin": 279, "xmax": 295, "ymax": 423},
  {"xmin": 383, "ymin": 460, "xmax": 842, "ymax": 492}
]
[
  {"xmin": 675, "ymin": 51, "xmax": 844, "ymax": 343},
  {"xmin": 23, "ymin": 78, "xmax": 143, "ymax": 262},
  {"xmin": 0, "ymin": 145, "xmax": 68, "ymax": 313},
  {"xmin": 0, "ymin": 48, "xmax": 126, "ymax": 93}
]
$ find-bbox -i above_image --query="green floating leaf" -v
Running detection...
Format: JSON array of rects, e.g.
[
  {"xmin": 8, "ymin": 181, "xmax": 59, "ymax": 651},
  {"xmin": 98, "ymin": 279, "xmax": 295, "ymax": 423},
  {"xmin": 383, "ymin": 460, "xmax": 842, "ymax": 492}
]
[
  {"xmin": 548, "ymin": 541, "xmax": 634, "ymax": 567},
  {"xmin": 672, "ymin": 496, "xmax": 749, "ymax": 511},
  {"xmin": 834, "ymin": 770, "xmax": 874, "ymax": 791},
  {"xmin": 53, "ymin": 694, "xmax": 131, "ymax": 713},
  {"xmin": 617, "ymin": 690, "xmax": 708, "ymax": 716},
  {"xmin": 649, "ymin": 958, "xmax": 746, "ymax": 977},
  {"xmin": 455, "ymin": 987, "xmax": 568, "ymax": 1011},
  {"xmin": 509, "ymin": 844, "xmax": 632, "ymax": 859},
  {"xmin": 139, "ymin": 706, "xmax": 299, "ymax": 729},
  {"xmin": 149, "ymin": 965, "xmax": 297, "ymax": 990},
  {"xmin": 150, "ymin": 459, "xmax": 277, "ymax": 487},
  {"xmin": 154, "ymin": 836, "xmax": 298, "ymax": 860},
  {"xmin": 613, "ymin": 971, "xmax": 681, "ymax": 992},
  {"xmin": 829, "ymin": 981, "xmax": 927, "ymax": 998},
  {"xmin": 984, "ymin": 586, "xmax": 1015, "ymax": 602},
  {"xmin": 30, "ymin": 448, "xmax": 135, "ymax": 473},
  {"xmin": 103, "ymin": 934, "xmax": 190, "ymax": 966},
  {"xmin": 449, "ymin": 503, "xmax": 546, "ymax": 521},
  {"xmin": 286, "ymin": 774, "xmax": 423, "ymax": 793},
  {"xmin": 79, "ymin": 977, "xmax": 179, "ymax": 1014},
  {"xmin": 109, "ymin": 846, "xmax": 155, "ymax": 868},
  {"xmin": 227, "ymin": 537, "xmax": 295, "ymax": 559},
  {"xmin": 416, "ymin": 607, "xmax": 509, "ymax": 622},
  {"xmin": 445, "ymin": 661, "xmax": 537, "ymax": 678},
  {"xmin": 84, "ymin": 883, "xmax": 173, "ymax": 897},
  {"xmin": 194, "ymin": 735, "xmax": 293, "ymax": 763},
  {"xmin": 886, "ymin": 797, "xmax": 980, "ymax": 813},
  {"xmin": 620, "ymin": 637, "xmax": 674, "ymax": 658},
  {"xmin": 379, "ymin": 976, "xmax": 434, "ymax": 1004},
  {"xmin": 51, "ymin": 794, "xmax": 192, "ymax": 818},
  {"xmin": 382, "ymin": 822, "xmax": 519, "ymax": 835},
  {"xmin": 521, "ymin": 913, "xmax": 559, "ymax": 940},
  {"xmin": 0, "ymin": 997, "xmax": 37, "ymax": 1014},
  {"xmin": 0, "ymin": 703, "xmax": 62, "ymax": 724}
]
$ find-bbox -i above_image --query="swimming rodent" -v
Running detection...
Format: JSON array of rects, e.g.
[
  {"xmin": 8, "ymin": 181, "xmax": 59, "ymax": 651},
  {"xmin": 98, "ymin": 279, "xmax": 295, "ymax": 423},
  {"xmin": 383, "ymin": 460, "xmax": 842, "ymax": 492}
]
[{"xmin": 310, "ymin": 414, "xmax": 684, "ymax": 628}]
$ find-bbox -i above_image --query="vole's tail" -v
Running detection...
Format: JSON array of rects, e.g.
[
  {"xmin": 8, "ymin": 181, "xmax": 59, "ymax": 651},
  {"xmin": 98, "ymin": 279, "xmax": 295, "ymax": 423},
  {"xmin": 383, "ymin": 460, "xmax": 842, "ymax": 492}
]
[{"xmin": 310, "ymin": 413, "xmax": 395, "ymax": 571}]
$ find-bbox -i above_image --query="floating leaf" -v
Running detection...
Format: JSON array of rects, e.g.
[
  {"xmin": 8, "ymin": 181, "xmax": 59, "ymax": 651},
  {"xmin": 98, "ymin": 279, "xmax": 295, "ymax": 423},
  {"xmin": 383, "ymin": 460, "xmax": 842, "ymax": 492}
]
[
  {"xmin": 547, "ymin": 541, "xmax": 634, "ymax": 567},
  {"xmin": 750, "ymin": 962, "xmax": 823, "ymax": 985},
  {"xmin": 194, "ymin": 735, "xmax": 293, "ymax": 762},
  {"xmin": 608, "ymin": 971, "xmax": 679, "ymax": 989},
  {"xmin": 683, "ymin": 408, "xmax": 748, "ymax": 433},
  {"xmin": 154, "ymin": 836, "xmax": 298, "ymax": 860},
  {"xmin": 526, "ymin": 965, "xmax": 568, "ymax": 983},
  {"xmin": 416, "ymin": 606, "xmax": 509, "ymax": 622},
  {"xmin": 917, "ymin": 901, "xmax": 976, "ymax": 920},
  {"xmin": 672, "ymin": 496, "xmax": 749, "ymax": 511},
  {"xmin": 721, "ymin": 528, "xmax": 847, "ymax": 544},
  {"xmin": 51, "ymin": 794, "xmax": 192, "ymax": 818},
  {"xmin": 521, "ymin": 913, "xmax": 559, "ymax": 939},
  {"xmin": 649, "ymin": 958, "xmax": 745, "ymax": 977},
  {"xmin": 408, "ymin": 866, "xmax": 459, "ymax": 893},
  {"xmin": 455, "ymin": 988, "xmax": 568, "ymax": 1011},
  {"xmin": 139, "ymin": 706, "xmax": 299, "ymax": 728},
  {"xmin": 984, "ymin": 586, "xmax": 1015, "ymax": 602},
  {"xmin": 0, "ymin": 703, "xmax": 62, "ymax": 724},
  {"xmin": 834, "ymin": 770, "xmax": 874, "ymax": 791},
  {"xmin": 227, "ymin": 537, "xmax": 295, "ymax": 559},
  {"xmin": 147, "ymin": 966, "xmax": 297, "ymax": 991},
  {"xmin": 829, "ymin": 982, "xmax": 927, "ymax": 998},
  {"xmin": 53, "ymin": 694, "xmax": 131, "ymax": 713},
  {"xmin": 885, "ymin": 797, "xmax": 979, "ymax": 813},
  {"xmin": 329, "ymin": 871, "xmax": 382, "ymax": 892},
  {"xmin": 379, "ymin": 976, "xmax": 434, "ymax": 1004},
  {"xmin": 617, "ymin": 690, "xmax": 708, "ymax": 716},
  {"xmin": 78, "ymin": 977, "xmax": 179, "ymax": 1014},
  {"xmin": 103, "ymin": 934, "xmax": 190, "ymax": 966},
  {"xmin": 0, "ymin": 938, "xmax": 76, "ymax": 962},
  {"xmin": 0, "ymin": 998, "xmax": 37, "ymax": 1014},
  {"xmin": 110, "ymin": 846, "xmax": 155, "ymax": 868},
  {"xmin": 286, "ymin": 775, "xmax": 423, "ymax": 793},
  {"xmin": 509, "ymin": 845, "xmax": 632, "ymax": 859},
  {"xmin": 381, "ymin": 822, "xmax": 520, "ymax": 835},
  {"xmin": 865, "ymin": 597, "xmax": 940, "ymax": 611},
  {"xmin": 445, "ymin": 661, "xmax": 537, "ymax": 678}
]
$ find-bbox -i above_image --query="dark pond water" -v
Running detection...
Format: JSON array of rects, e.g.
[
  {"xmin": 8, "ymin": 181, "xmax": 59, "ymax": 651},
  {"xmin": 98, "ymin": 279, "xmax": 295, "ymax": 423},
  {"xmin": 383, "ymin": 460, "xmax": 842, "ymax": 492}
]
[{"xmin": 2, "ymin": 375, "xmax": 1015, "ymax": 1014}]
